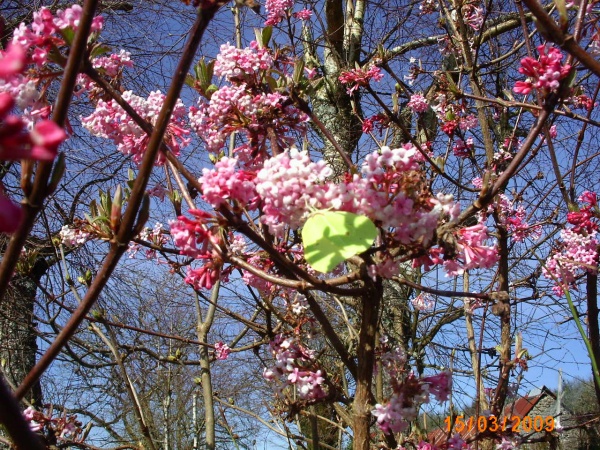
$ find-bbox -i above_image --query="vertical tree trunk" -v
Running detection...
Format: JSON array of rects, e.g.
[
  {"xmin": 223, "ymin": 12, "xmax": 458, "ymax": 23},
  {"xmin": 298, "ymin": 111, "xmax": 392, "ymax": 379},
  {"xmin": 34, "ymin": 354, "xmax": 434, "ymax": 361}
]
[
  {"xmin": 0, "ymin": 274, "xmax": 43, "ymax": 405},
  {"xmin": 491, "ymin": 224, "xmax": 511, "ymax": 416},
  {"xmin": 353, "ymin": 279, "xmax": 383, "ymax": 450},
  {"xmin": 195, "ymin": 284, "xmax": 219, "ymax": 450},
  {"xmin": 586, "ymin": 272, "xmax": 600, "ymax": 408}
]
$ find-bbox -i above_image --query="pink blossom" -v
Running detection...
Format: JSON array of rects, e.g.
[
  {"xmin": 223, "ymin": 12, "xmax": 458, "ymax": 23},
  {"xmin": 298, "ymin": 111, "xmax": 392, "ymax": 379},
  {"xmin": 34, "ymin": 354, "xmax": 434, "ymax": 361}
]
[
  {"xmin": 82, "ymin": 90, "xmax": 189, "ymax": 165},
  {"xmin": 293, "ymin": 9, "xmax": 313, "ymax": 20},
  {"xmin": 264, "ymin": 0, "xmax": 294, "ymax": 25},
  {"xmin": 304, "ymin": 66, "xmax": 317, "ymax": 79},
  {"xmin": 263, "ymin": 334, "xmax": 328, "ymax": 400},
  {"xmin": 338, "ymin": 65, "xmax": 384, "ymax": 95},
  {"xmin": 200, "ymin": 157, "xmax": 257, "ymax": 208},
  {"xmin": 496, "ymin": 435, "xmax": 521, "ymax": 449},
  {"xmin": 411, "ymin": 293, "xmax": 434, "ymax": 311},
  {"xmin": 464, "ymin": 5, "xmax": 484, "ymax": 30},
  {"xmin": 543, "ymin": 226, "xmax": 599, "ymax": 294},
  {"xmin": 92, "ymin": 50, "xmax": 133, "ymax": 77},
  {"xmin": 22, "ymin": 406, "xmax": 43, "ymax": 432},
  {"xmin": 407, "ymin": 94, "xmax": 429, "ymax": 113},
  {"xmin": 579, "ymin": 191, "xmax": 597, "ymax": 206},
  {"xmin": 169, "ymin": 209, "xmax": 215, "ymax": 258},
  {"xmin": 448, "ymin": 433, "xmax": 471, "ymax": 449},
  {"xmin": 214, "ymin": 341, "xmax": 231, "ymax": 360},
  {"xmin": 185, "ymin": 260, "xmax": 220, "ymax": 290},
  {"xmin": 453, "ymin": 138, "xmax": 474, "ymax": 158},
  {"xmin": 459, "ymin": 114, "xmax": 478, "ymax": 131},
  {"xmin": 372, "ymin": 397, "xmax": 413, "ymax": 434},
  {"xmin": 189, "ymin": 83, "xmax": 307, "ymax": 158},
  {"xmin": 60, "ymin": 225, "xmax": 90, "ymax": 246},
  {"xmin": 255, "ymin": 148, "xmax": 333, "ymax": 235},
  {"xmin": 422, "ymin": 371, "xmax": 452, "ymax": 402},
  {"xmin": 147, "ymin": 184, "xmax": 167, "ymax": 201},
  {"xmin": 570, "ymin": 94, "xmax": 595, "ymax": 111},
  {"xmin": 0, "ymin": 44, "xmax": 27, "ymax": 78},
  {"xmin": 513, "ymin": 44, "xmax": 571, "ymax": 95},
  {"xmin": 53, "ymin": 4, "xmax": 103, "ymax": 32},
  {"xmin": 214, "ymin": 42, "xmax": 273, "ymax": 81},
  {"xmin": 0, "ymin": 194, "xmax": 23, "ymax": 233}
]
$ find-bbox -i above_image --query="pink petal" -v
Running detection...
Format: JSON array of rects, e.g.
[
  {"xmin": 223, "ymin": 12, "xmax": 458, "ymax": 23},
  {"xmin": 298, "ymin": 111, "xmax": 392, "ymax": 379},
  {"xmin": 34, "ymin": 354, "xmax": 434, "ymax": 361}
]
[{"xmin": 0, "ymin": 195, "xmax": 23, "ymax": 233}]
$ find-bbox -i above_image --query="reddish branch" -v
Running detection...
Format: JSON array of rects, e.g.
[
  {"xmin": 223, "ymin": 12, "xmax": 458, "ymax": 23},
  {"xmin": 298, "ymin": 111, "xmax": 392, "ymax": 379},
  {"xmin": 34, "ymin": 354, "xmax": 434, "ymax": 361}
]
[
  {"xmin": 0, "ymin": 0, "xmax": 100, "ymax": 301},
  {"xmin": 521, "ymin": 0, "xmax": 600, "ymax": 78},
  {"xmin": 15, "ymin": 3, "xmax": 221, "ymax": 401}
]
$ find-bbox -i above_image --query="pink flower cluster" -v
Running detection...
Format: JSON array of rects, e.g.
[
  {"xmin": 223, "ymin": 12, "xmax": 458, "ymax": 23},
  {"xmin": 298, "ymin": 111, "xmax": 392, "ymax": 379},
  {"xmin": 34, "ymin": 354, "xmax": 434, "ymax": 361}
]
[
  {"xmin": 75, "ymin": 50, "xmax": 133, "ymax": 96},
  {"xmin": 254, "ymin": 147, "xmax": 333, "ymax": 235},
  {"xmin": 264, "ymin": 0, "xmax": 294, "ymax": 25},
  {"xmin": 200, "ymin": 157, "xmax": 257, "ymax": 208},
  {"xmin": 195, "ymin": 139, "xmax": 496, "ymax": 277},
  {"xmin": 169, "ymin": 210, "xmax": 225, "ymax": 290},
  {"xmin": 495, "ymin": 195, "xmax": 542, "ymax": 242},
  {"xmin": 214, "ymin": 341, "xmax": 231, "ymax": 360},
  {"xmin": 214, "ymin": 42, "xmax": 273, "ymax": 81},
  {"xmin": 464, "ymin": 5, "xmax": 484, "ymax": 30},
  {"xmin": 189, "ymin": 43, "xmax": 307, "ymax": 160},
  {"xmin": 338, "ymin": 65, "xmax": 384, "ymax": 95},
  {"xmin": 361, "ymin": 114, "xmax": 388, "ymax": 133},
  {"xmin": 263, "ymin": 334, "xmax": 327, "ymax": 400},
  {"xmin": 54, "ymin": 4, "xmax": 104, "ymax": 32},
  {"xmin": 407, "ymin": 94, "xmax": 430, "ymax": 113},
  {"xmin": 60, "ymin": 225, "xmax": 91, "ymax": 246},
  {"xmin": 543, "ymin": 192, "xmax": 598, "ymax": 294},
  {"xmin": 513, "ymin": 44, "xmax": 572, "ymax": 95},
  {"xmin": 414, "ymin": 222, "xmax": 498, "ymax": 277},
  {"xmin": 453, "ymin": 138, "xmax": 474, "ymax": 158},
  {"xmin": 293, "ymin": 9, "xmax": 313, "ymax": 20},
  {"xmin": 411, "ymin": 292, "xmax": 434, "ymax": 311},
  {"xmin": 445, "ymin": 224, "xmax": 499, "ymax": 276},
  {"xmin": 22, "ymin": 406, "xmax": 82, "ymax": 440},
  {"xmin": 12, "ymin": 6, "xmax": 103, "ymax": 66},
  {"xmin": 506, "ymin": 208, "xmax": 542, "ymax": 242},
  {"xmin": 170, "ymin": 209, "xmax": 215, "ymax": 259},
  {"xmin": 372, "ymin": 369, "xmax": 452, "ymax": 434},
  {"xmin": 82, "ymin": 90, "xmax": 189, "ymax": 164},
  {"xmin": 242, "ymin": 253, "xmax": 275, "ymax": 293}
]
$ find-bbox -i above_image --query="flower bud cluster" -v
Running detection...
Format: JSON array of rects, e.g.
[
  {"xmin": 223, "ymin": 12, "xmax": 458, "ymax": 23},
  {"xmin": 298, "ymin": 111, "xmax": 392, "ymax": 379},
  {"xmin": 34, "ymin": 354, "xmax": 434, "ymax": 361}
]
[
  {"xmin": 263, "ymin": 334, "xmax": 327, "ymax": 400},
  {"xmin": 514, "ymin": 44, "xmax": 572, "ymax": 95},
  {"xmin": 338, "ymin": 65, "xmax": 384, "ymax": 95},
  {"xmin": 22, "ymin": 406, "xmax": 82, "ymax": 441}
]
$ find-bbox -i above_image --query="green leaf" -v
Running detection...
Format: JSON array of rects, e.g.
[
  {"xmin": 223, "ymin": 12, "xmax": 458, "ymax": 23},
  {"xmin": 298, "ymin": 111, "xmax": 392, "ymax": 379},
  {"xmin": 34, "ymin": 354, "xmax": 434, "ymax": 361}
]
[
  {"xmin": 293, "ymin": 59, "xmax": 305, "ymax": 85},
  {"xmin": 89, "ymin": 44, "xmax": 112, "ymax": 59},
  {"xmin": 302, "ymin": 211, "xmax": 377, "ymax": 273},
  {"xmin": 255, "ymin": 26, "xmax": 272, "ymax": 48}
]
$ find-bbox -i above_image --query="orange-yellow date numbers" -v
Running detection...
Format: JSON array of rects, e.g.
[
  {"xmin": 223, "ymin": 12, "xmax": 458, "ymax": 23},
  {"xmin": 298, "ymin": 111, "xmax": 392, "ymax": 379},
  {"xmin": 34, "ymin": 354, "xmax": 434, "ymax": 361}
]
[{"xmin": 444, "ymin": 415, "xmax": 555, "ymax": 433}]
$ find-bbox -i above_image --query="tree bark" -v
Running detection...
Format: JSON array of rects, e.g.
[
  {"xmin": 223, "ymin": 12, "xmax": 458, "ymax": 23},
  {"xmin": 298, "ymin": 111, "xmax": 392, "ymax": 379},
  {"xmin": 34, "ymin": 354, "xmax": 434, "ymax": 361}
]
[
  {"xmin": 353, "ymin": 278, "xmax": 383, "ymax": 450},
  {"xmin": 0, "ymin": 274, "xmax": 43, "ymax": 406}
]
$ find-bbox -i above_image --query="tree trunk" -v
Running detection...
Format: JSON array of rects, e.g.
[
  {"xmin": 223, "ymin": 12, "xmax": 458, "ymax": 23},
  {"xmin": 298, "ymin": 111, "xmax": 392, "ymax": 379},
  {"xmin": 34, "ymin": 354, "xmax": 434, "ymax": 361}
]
[
  {"xmin": 0, "ymin": 274, "xmax": 43, "ymax": 405},
  {"xmin": 353, "ymin": 279, "xmax": 383, "ymax": 450}
]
